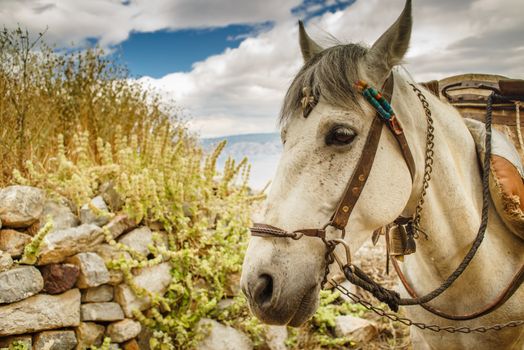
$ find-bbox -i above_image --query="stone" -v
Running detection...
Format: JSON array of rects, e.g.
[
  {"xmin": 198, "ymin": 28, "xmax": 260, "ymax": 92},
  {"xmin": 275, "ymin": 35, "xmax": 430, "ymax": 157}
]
[
  {"xmin": 0, "ymin": 250, "xmax": 13, "ymax": 272},
  {"xmin": 266, "ymin": 326, "xmax": 287, "ymax": 350},
  {"xmin": 100, "ymin": 182, "xmax": 124, "ymax": 212},
  {"xmin": 334, "ymin": 315, "xmax": 378, "ymax": 342},
  {"xmin": 114, "ymin": 263, "xmax": 171, "ymax": 317},
  {"xmin": 217, "ymin": 298, "xmax": 235, "ymax": 310},
  {"xmin": 0, "ymin": 335, "xmax": 32, "ymax": 348},
  {"xmin": 75, "ymin": 322, "xmax": 105, "ymax": 349},
  {"xmin": 0, "ymin": 265, "xmax": 44, "ymax": 303},
  {"xmin": 0, "ymin": 185, "xmax": 45, "ymax": 228},
  {"xmin": 0, "ymin": 289, "xmax": 80, "ymax": 336},
  {"xmin": 81, "ymin": 302, "xmax": 124, "ymax": 322},
  {"xmin": 40, "ymin": 263, "xmax": 80, "ymax": 294},
  {"xmin": 92, "ymin": 244, "xmax": 131, "ymax": 285},
  {"xmin": 81, "ymin": 284, "xmax": 113, "ymax": 303},
  {"xmin": 106, "ymin": 319, "xmax": 142, "ymax": 343},
  {"xmin": 196, "ymin": 318, "xmax": 253, "ymax": 350},
  {"xmin": 122, "ymin": 339, "xmax": 139, "ymax": 350},
  {"xmin": 104, "ymin": 215, "xmax": 137, "ymax": 240},
  {"xmin": 136, "ymin": 327, "xmax": 153, "ymax": 350},
  {"xmin": 80, "ymin": 196, "xmax": 110, "ymax": 227},
  {"xmin": 0, "ymin": 229, "xmax": 32, "ymax": 257},
  {"xmin": 224, "ymin": 272, "xmax": 241, "ymax": 297},
  {"xmin": 117, "ymin": 226, "xmax": 153, "ymax": 256},
  {"xmin": 66, "ymin": 252, "xmax": 110, "ymax": 288},
  {"xmin": 34, "ymin": 330, "xmax": 77, "ymax": 350},
  {"xmin": 41, "ymin": 200, "xmax": 79, "ymax": 232},
  {"xmin": 37, "ymin": 224, "xmax": 103, "ymax": 265}
]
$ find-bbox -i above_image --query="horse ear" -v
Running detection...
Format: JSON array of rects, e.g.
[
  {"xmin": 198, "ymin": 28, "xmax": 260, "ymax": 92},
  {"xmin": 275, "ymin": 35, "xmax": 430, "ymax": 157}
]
[
  {"xmin": 298, "ymin": 20, "xmax": 323, "ymax": 62},
  {"xmin": 367, "ymin": 0, "xmax": 412, "ymax": 83}
]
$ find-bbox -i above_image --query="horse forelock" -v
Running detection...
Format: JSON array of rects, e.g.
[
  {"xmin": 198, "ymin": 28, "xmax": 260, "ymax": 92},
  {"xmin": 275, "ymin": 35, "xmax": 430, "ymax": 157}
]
[{"xmin": 279, "ymin": 43, "xmax": 368, "ymax": 128}]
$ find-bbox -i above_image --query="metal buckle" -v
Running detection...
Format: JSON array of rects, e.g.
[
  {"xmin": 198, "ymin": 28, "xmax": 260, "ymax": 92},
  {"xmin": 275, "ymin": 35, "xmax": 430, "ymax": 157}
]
[{"xmin": 330, "ymin": 238, "xmax": 352, "ymax": 270}]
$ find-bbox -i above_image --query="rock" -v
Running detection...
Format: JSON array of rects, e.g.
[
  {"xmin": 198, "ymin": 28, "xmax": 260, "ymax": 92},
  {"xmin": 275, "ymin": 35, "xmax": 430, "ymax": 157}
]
[
  {"xmin": 0, "ymin": 289, "xmax": 80, "ymax": 336},
  {"xmin": 40, "ymin": 263, "xmax": 80, "ymax": 294},
  {"xmin": 104, "ymin": 215, "xmax": 137, "ymax": 240},
  {"xmin": 100, "ymin": 182, "xmax": 124, "ymax": 212},
  {"xmin": 0, "ymin": 185, "xmax": 45, "ymax": 228},
  {"xmin": 217, "ymin": 298, "xmax": 235, "ymax": 310},
  {"xmin": 114, "ymin": 263, "xmax": 171, "ymax": 317},
  {"xmin": 92, "ymin": 244, "xmax": 131, "ymax": 285},
  {"xmin": 75, "ymin": 322, "xmax": 105, "ymax": 349},
  {"xmin": 81, "ymin": 302, "xmax": 124, "ymax": 322},
  {"xmin": 224, "ymin": 272, "xmax": 241, "ymax": 297},
  {"xmin": 334, "ymin": 315, "xmax": 378, "ymax": 342},
  {"xmin": 0, "ymin": 250, "xmax": 13, "ymax": 272},
  {"xmin": 266, "ymin": 326, "xmax": 287, "ymax": 350},
  {"xmin": 117, "ymin": 226, "xmax": 153, "ymax": 256},
  {"xmin": 80, "ymin": 196, "xmax": 110, "ymax": 226},
  {"xmin": 66, "ymin": 252, "xmax": 110, "ymax": 288},
  {"xmin": 136, "ymin": 327, "xmax": 153, "ymax": 350},
  {"xmin": 37, "ymin": 224, "xmax": 104, "ymax": 265},
  {"xmin": 106, "ymin": 319, "xmax": 142, "ymax": 343},
  {"xmin": 41, "ymin": 200, "xmax": 79, "ymax": 232},
  {"xmin": 196, "ymin": 318, "xmax": 253, "ymax": 350},
  {"xmin": 0, "ymin": 265, "xmax": 44, "ymax": 303},
  {"xmin": 34, "ymin": 330, "xmax": 77, "ymax": 350},
  {"xmin": 0, "ymin": 229, "xmax": 32, "ymax": 257},
  {"xmin": 0, "ymin": 335, "xmax": 32, "ymax": 348},
  {"xmin": 122, "ymin": 339, "xmax": 140, "ymax": 350},
  {"xmin": 81, "ymin": 284, "xmax": 113, "ymax": 303},
  {"xmin": 109, "ymin": 344, "xmax": 120, "ymax": 350}
]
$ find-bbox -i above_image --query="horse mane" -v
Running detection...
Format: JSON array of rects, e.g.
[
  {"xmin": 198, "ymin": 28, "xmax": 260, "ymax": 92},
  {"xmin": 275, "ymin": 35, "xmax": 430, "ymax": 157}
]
[{"xmin": 279, "ymin": 43, "xmax": 369, "ymax": 127}]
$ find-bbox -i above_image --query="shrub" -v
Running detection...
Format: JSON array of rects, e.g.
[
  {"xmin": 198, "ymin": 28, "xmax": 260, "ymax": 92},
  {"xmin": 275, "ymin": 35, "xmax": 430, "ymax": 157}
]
[{"xmin": 0, "ymin": 27, "xmax": 176, "ymax": 184}]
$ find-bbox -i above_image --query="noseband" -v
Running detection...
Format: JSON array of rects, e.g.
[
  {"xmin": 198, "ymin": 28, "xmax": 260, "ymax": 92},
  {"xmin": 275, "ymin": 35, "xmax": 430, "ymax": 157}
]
[{"xmin": 250, "ymin": 73, "xmax": 524, "ymax": 320}]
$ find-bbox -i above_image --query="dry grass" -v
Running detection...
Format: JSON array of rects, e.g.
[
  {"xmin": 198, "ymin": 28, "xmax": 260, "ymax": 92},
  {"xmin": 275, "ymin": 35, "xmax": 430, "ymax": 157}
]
[{"xmin": 0, "ymin": 27, "xmax": 180, "ymax": 185}]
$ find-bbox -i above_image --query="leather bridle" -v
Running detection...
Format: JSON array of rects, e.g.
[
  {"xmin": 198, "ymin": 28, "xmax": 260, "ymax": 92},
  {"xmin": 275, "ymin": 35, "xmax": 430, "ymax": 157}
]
[
  {"xmin": 250, "ymin": 73, "xmax": 524, "ymax": 320},
  {"xmin": 251, "ymin": 73, "xmax": 416, "ymax": 269}
]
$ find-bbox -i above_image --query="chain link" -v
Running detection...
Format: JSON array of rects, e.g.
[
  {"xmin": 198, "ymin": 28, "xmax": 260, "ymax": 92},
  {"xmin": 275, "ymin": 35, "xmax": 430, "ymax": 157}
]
[
  {"xmin": 333, "ymin": 281, "xmax": 524, "ymax": 333},
  {"xmin": 408, "ymin": 84, "xmax": 435, "ymax": 236}
]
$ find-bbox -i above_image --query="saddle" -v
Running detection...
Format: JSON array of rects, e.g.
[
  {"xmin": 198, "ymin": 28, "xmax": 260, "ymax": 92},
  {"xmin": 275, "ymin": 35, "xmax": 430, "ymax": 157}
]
[
  {"xmin": 421, "ymin": 75, "xmax": 524, "ymax": 239},
  {"xmin": 465, "ymin": 118, "xmax": 524, "ymax": 239}
]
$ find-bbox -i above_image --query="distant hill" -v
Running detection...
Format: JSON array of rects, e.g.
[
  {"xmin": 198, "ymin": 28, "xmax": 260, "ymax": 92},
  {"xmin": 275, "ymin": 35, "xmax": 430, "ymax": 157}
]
[
  {"xmin": 201, "ymin": 132, "xmax": 282, "ymax": 189},
  {"xmin": 201, "ymin": 132, "xmax": 282, "ymax": 158}
]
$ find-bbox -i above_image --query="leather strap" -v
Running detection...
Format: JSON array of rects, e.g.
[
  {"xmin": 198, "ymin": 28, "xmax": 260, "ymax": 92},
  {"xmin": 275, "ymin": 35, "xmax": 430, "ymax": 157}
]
[
  {"xmin": 391, "ymin": 250, "xmax": 524, "ymax": 320},
  {"xmin": 331, "ymin": 74, "xmax": 416, "ymax": 230},
  {"xmin": 251, "ymin": 223, "xmax": 326, "ymax": 240},
  {"xmin": 331, "ymin": 116, "xmax": 384, "ymax": 229}
]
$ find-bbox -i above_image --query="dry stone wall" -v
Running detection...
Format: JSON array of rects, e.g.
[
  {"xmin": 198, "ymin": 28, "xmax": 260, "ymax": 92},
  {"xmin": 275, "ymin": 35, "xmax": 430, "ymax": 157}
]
[{"xmin": 0, "ymin": 185, "xmax": 258, "ymax": 350}]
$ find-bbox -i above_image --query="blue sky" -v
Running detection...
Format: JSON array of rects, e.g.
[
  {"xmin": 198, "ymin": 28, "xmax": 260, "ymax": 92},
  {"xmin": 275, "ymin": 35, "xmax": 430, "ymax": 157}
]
[
  {"xmin": 1, "ymin": 0, "xmax": 523, "ymax": 137},
  {"xmin": 119, "ymin": 24, "xmax": 269, "ymax": 77}
]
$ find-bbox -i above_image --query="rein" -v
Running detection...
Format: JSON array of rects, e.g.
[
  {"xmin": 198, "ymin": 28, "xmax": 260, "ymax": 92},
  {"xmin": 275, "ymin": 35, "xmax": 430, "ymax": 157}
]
[{"xmin": 250, "ymin": 74, "xmax": 524, "ymax": 323}]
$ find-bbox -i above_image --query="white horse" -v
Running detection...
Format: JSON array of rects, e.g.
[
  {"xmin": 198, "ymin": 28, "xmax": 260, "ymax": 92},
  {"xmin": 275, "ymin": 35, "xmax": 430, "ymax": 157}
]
[{"xmin": 240, "ymin": 1, "xmax": 524, "ymax": 349}]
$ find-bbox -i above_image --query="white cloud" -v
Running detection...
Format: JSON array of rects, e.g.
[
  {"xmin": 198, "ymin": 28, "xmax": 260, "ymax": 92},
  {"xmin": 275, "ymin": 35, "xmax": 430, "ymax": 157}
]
[
  {"xmin": 0, "ymin": 0, "xmax": 302, "ymax": 46},
  {"xmin": 141, "ymin": 0, "xmax": 524, "ymax": 137},
  {"xmin": 4, "ymin": 0, "xmax": 523, "ymax": 137}
]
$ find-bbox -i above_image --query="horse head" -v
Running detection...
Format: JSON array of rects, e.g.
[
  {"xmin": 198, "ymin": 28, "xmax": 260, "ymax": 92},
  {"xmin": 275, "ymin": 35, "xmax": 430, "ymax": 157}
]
[{"xmin": 241, "ymin": 0, "xmax": 415, "ymax": 326}]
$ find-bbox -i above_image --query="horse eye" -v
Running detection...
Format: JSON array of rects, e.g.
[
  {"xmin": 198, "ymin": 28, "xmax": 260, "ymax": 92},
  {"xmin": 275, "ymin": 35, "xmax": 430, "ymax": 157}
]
[{"xmin": 326, "ymin": 126, "xmax": 356, "ymax": 146}]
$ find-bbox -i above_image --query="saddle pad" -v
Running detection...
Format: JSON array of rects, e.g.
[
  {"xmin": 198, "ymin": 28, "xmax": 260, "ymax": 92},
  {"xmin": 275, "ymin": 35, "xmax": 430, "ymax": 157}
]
[{"xmin": 465, "ymin": 118, "xmax": 524, "ymax": 239}]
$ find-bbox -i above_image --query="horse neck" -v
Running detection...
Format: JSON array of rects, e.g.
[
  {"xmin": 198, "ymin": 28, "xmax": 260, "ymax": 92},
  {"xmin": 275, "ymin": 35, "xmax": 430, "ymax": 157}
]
[{"xmin": 393, "ymin": 72, "xmax": 488, "ymax": 277}]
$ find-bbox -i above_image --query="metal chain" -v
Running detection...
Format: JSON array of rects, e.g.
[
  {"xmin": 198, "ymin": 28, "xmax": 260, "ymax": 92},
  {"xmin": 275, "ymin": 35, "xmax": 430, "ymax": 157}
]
[
  {"xmin": 333, "ymin": 281, "xmax": 524, "ymax": 333},
  {"xmin": 408, "ymin": 84, "xmax": 435, "ymax": 237}
]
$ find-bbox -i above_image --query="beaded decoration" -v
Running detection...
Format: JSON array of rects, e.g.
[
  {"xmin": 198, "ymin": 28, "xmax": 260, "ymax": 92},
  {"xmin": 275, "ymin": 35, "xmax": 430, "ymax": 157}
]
[
  {"xmin": 355, "ymin": 80, "xmax": 404, "ymax": 135},
  {"xmin": 301, "ymin": 86, "xmax": 317, "ymax": 118}
]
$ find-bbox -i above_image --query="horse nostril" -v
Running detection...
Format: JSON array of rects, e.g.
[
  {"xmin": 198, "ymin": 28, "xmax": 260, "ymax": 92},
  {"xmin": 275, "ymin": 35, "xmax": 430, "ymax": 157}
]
[{"xmin": 254, "ymin": 273, "xmax": 274, "ymax": 306}]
